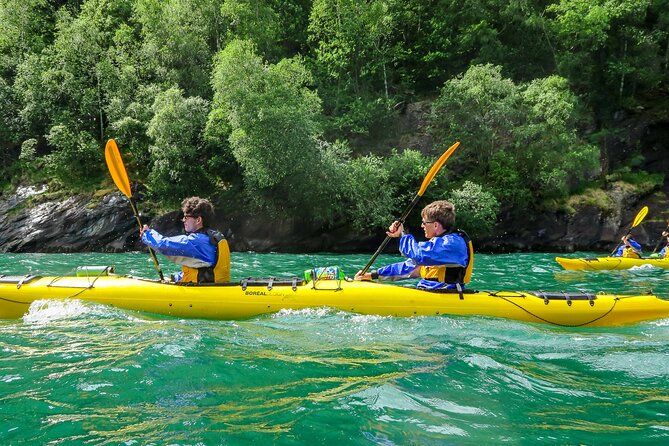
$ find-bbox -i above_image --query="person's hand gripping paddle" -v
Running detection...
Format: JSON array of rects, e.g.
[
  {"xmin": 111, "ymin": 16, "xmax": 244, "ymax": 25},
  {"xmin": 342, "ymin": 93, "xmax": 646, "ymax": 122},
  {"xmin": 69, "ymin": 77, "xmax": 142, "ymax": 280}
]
[{"xmin": 359, "ymin": 141, "xmax": 461, "ymax": 276}]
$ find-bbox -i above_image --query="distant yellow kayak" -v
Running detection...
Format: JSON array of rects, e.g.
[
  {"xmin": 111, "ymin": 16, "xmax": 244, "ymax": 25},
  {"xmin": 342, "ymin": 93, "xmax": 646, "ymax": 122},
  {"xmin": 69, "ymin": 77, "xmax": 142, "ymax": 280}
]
[
  {"xmin": 1, "ymin": 270, "xmax": 668, "ymax": 327},
  {"xmin": 555, "ymin": 256, "xmax": 669, "ymax": 271}
]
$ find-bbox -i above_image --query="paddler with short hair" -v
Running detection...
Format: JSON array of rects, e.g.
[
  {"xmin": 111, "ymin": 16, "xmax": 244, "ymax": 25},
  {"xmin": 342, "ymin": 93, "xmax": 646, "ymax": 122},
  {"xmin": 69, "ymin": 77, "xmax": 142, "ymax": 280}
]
[{"xmin": 355, "ymin": 200, "xmax": 473, "ymax": 293}]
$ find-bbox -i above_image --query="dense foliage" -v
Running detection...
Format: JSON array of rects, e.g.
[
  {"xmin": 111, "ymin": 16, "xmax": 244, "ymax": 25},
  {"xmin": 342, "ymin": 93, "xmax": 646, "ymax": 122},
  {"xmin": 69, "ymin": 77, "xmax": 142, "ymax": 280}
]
[{"xmin": 0, "ymin": 0, "xmax": 667, "ymax": 236}]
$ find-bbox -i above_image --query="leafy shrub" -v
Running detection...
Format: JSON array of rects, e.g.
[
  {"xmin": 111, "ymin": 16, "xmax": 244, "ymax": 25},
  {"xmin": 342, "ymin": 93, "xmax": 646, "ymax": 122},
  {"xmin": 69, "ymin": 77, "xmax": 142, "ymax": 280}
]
[
  {"xmin": 341, "ymin": 154, "xmax": 394, "ymax": 232},
  {"xmin": 606, "ymin": 168, "xmax": 664, "ymax": 194},
  {"xmin": 487, "ymin": 151, "xmax": 532, "ymax": 209},
  {"xmin": 382, "ymin": 149, "xmax": 433, "ymax": 207},
  {"xmin": 43, "ymin": 126, "xmax": 101, "ymax": 186},
  {"xmin": 449, "ymin": 181, "xmax": 499, "ymax": 237},
  {"xmin": 431, "ymin": 65, "xmax": 600, "ymax": 210},
  {"xmin": 146, "ymin": 87, "xmax": 212, "ymax": 202}
]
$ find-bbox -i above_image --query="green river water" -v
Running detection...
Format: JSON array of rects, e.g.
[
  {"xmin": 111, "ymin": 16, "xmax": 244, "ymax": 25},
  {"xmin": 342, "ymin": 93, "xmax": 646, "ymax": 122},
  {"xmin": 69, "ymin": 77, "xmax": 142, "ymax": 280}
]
[{"xmin": 1, "ymin": 251, "xmax": 668, "ymax": 445}]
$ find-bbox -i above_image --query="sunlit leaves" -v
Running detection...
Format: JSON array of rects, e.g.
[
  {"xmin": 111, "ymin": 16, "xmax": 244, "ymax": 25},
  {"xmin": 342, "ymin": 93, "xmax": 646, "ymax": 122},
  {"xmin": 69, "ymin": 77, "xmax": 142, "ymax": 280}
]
[
  {"xmin": 432, "ymin": 64, "xmax": 599, "ymax": 207},
  {"xmin": 146, "ymin": 87, "xmax": 212, "ymax": 200}
]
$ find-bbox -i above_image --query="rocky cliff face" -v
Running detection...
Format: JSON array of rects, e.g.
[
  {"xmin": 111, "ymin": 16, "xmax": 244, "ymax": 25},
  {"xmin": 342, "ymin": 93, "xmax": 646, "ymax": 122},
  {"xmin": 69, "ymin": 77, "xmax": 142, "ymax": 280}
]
[
  {"xmin": 0, "ymin": 186, "xmax": 381, "ymax": 253},
  {"xmin": 1, "ymin": 180, "xmax": 667, "ymax": 254},
  {"xmin": 480, "ymin": 181, "xmax": 669, "ymax": 253},
  {"xmin": 0, "ymin": 186, "xmax": 137, "ymax": 252}
]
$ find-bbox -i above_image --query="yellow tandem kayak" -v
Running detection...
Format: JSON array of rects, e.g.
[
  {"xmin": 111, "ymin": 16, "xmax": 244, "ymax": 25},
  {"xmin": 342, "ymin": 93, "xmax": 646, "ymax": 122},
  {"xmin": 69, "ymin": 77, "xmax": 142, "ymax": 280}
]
[
  {"xmin": 1, "ymin": 271, "xmax": 668, "ymax": 327},
  {"xmin": 555, "ymin": 256, "xmax": 669, "ymax": 271}
]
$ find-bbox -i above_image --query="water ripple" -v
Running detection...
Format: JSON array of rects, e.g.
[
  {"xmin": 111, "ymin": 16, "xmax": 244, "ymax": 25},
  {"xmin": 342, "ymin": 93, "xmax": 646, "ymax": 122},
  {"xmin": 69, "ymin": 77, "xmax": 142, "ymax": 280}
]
[{"xmin": 1, "ymin": 252, "xmax": 669, "ymax": 444}]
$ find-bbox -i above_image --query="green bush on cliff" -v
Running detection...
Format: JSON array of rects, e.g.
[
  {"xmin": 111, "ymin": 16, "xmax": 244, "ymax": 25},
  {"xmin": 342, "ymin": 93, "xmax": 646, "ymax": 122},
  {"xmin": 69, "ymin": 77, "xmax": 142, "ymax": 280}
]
[
  {"xmin": 606, "ymin": 168, "xmax": 664, "ymax": 195},
  {"xmin": 565, "ymin": 188, "xmax": 614, "ymax": 215},
  {"xmin": 44, "ymin": 125, "xmax": 102, "ymax": 187},
  {"xmin": 146, "ymin": 87, "xmax": 213, "ymax": 203},
  {"xmin": 382, "ymin": 149, "xmax": 433, "ymax": 210},
  {"xmin": 431, "ymin": 65, "xmax": 599, "ymax": 208},
  {"xmin": 449, "ymin": 181, "xmax": 499, "ymax": 238},
  {"xmin": 341, "ymin": 153, "xmax": 394, "ymax": 232}
]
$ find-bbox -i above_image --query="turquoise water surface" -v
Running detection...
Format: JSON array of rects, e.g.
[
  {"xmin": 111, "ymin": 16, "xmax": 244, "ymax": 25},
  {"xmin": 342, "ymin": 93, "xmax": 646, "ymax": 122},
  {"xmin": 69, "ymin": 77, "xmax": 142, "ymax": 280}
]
[{"xmin": 1, "ymin": 251, "xmax": 668, "ymax": 444}]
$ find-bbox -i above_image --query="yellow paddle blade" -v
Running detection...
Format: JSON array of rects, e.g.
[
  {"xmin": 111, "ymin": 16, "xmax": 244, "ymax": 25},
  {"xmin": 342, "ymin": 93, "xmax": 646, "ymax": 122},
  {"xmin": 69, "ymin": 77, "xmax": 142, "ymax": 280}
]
[
  {"xmin": 632, "ymin": 206, "xmax": 649, "ymax": 228},
  {"xmin": 418, "ymin": 141, "xmax": 460, "ymax": 196},
  {"xmin": 105, "ymin": 139, "xmax": 132, "ymax": 199}
]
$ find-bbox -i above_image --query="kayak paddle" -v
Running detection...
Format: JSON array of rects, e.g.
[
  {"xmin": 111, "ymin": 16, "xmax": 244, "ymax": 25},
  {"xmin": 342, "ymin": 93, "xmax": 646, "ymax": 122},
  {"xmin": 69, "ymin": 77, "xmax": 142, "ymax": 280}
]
[
  {"xmin": 650, "ymin": 219, "xmax": 669, "ymax": 255},
  {"xmin": 359, "ymin": 141, "xmax": 461, "ymax": 276},
  {"xmin": 105, "ymin": 139, "xmax": 165, "ymax": 281},
  {"xmin": 609, "ymin": 205, "xmax": 648, "ymax": 256}
]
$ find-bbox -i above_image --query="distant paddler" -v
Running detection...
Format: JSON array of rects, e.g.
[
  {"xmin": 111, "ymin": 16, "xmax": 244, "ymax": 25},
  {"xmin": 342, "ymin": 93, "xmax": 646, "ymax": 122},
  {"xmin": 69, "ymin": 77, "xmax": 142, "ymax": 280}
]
[
  {"xmin": 649, "ymin": 230, "xmax": 669, "ymax": 259},
  {"xmin": 610, "ymin": 206, "xmax": 648, "ymax": 258},
  {"xmin": 649, "ymin": 219, "xmax": 669, "ymax": 258},
  {"xmin": 612, "ymin": 235, "xmax": 643, "ymax": 258}
]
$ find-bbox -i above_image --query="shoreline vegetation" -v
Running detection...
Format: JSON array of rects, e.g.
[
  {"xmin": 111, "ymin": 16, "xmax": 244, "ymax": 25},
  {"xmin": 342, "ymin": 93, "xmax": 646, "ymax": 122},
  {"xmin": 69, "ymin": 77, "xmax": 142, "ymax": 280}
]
[{"xmin": 1, "ymin": 1, "xmax": 667, "ymax": 253}]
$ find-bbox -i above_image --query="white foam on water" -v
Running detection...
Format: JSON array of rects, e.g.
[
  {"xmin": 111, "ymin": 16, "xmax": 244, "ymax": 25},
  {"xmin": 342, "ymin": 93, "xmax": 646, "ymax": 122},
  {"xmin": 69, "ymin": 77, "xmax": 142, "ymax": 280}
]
[
  {"xmin": 21, "ymin": 298, "xmax": 168, "ymax": 325},
  {"xmin": 272, "ymin": 307, "xmax": 333, "ymax": 318},
  {"xmin": 629, "ymin": 263, "xmax": 661, "ymax": 271},
  {"xmin": 348, "ymin": 313, "xmax": 388, "ymax": 323},
  {"xmin": 653, "ymin": 318, "xmax": 669, "ymax": 327},
  {"xmin": 23, "ymin": 299, "xmax": 95, "ymax": 324},
  {"xmin": 77, "ymin": 382, "xmax": 113, "ymax": 392}
]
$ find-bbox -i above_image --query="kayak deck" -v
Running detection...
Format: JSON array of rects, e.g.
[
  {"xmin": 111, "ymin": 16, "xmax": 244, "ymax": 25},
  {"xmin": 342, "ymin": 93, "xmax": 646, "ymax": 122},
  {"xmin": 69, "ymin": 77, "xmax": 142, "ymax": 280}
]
[{"xmin": 1, "ymin": 273, "xmax": 668, "ymax": 327}]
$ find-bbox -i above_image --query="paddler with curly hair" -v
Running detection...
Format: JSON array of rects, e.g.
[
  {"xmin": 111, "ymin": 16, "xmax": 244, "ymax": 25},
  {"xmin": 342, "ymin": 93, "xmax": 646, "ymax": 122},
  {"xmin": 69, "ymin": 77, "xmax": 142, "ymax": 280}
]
[
  {"xmin": 140, "ymin": 196, "xmax": 230, "ymax": 283},
  {"xmin": 355, "ymin": 200, "xmax": 473, "ymax": 294}
]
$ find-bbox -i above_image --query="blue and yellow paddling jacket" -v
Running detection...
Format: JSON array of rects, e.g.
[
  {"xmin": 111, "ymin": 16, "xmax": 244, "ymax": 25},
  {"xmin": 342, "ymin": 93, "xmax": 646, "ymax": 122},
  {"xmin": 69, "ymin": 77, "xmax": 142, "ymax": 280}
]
[
  {"xmin": 376, "ymin": 229, "xmax": 473, "ymax": 290},
  {"xmin": 141, "ymin": 228, "xmax": 230, "ymax": 283}
]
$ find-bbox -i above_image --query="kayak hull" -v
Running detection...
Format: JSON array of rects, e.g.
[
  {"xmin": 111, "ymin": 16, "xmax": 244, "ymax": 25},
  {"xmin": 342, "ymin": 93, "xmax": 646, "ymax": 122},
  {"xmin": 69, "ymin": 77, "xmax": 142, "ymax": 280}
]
[
  {"xmin": 2, "ymin": 274, "xmax": 668, "ymax": 327},
  {"xmin": 555, "ymin": 256, "xmax": 669, "ymax": 271}
]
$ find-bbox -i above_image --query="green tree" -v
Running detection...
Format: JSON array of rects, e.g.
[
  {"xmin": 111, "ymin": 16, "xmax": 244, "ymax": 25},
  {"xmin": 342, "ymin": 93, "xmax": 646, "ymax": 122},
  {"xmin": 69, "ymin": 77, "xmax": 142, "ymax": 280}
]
[
  {"xmin": 134, "ymin": 0, "xmax": 225, "ymax": 98},
  {"xmin": 0, "ymin": 77, "xmax": 19, "ymax": 148},
  {"xmin": 545, "ymin": 0, "xmax": 665, "ymax": 111},
  {"xmin": 308, "ymin": 0, "xmax": 397, "ymax": 135},
  {"xmin": 13, "ymin": 0, "xmax": 133, "ymax": 181},
  {"xmin": 432, "ymin": 64, "xmax": 599, "ymax": 209},
  {"xmin": 380, "ymin": 0, "xmax": 554, "ymax": 96},
  {"xmin": 211, "ymin": 39, "xmax": 343, "ymax": 218},
  {"xmin": 44, "ymin": 125, "xmax": 101, "ymax": 184},
  {"xmin": 220, "ymin": 0, "xmax": 281, "ymax": 60},
  {"xmin": 341, "ymin": 153, "xmax": 394, "ymax": 232},
  {"xmin": 0, "ymin": 0, "xmax": 58, "ymax": 77},
  {"xmin": 449, "ymin": 181, "xmax": 499, "ymax": 238},
  {"xmin": 146, "ymin": 87, "xmax": 212, "ymax": 200},
  {"xmin": 382, "ymin": 149, "xmax": 432, "ymax": 207},
  {"xmin": 431, "ymin": 64, "xmax": 523, "ymax": 173},
  {"xmin": 514, "ymin": 75, "xmax": 599, "ymax": 199},
  {"xmin": 100, "ymin": 15, "xmax": 169, "ymax": 178}
]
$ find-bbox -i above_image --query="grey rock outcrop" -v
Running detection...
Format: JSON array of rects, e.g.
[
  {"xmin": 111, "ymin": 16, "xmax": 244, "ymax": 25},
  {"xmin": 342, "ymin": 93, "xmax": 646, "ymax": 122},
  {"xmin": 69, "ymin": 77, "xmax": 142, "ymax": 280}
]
[
  {"xmin": 1, "ymin": 181, "xmax": 667, "ymax": 254},
  {"xmin": 0, "ymin": 186, "xmax": 136, "ymax": 252}
]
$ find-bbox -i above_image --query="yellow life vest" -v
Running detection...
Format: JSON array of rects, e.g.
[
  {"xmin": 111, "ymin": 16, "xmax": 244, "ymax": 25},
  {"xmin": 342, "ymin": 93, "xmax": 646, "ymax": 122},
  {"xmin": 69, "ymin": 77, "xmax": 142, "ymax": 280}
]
[
  {"xmin": 418, "ymin": 230, "xmax": 474, "ymax": 284},
  {"xmin": 621, "ymin": 247, "xmax": 641, "ymax": 259},
  {"xmin": 181, "ymin": 230, "xmax": 231, "ymax": 283}
]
